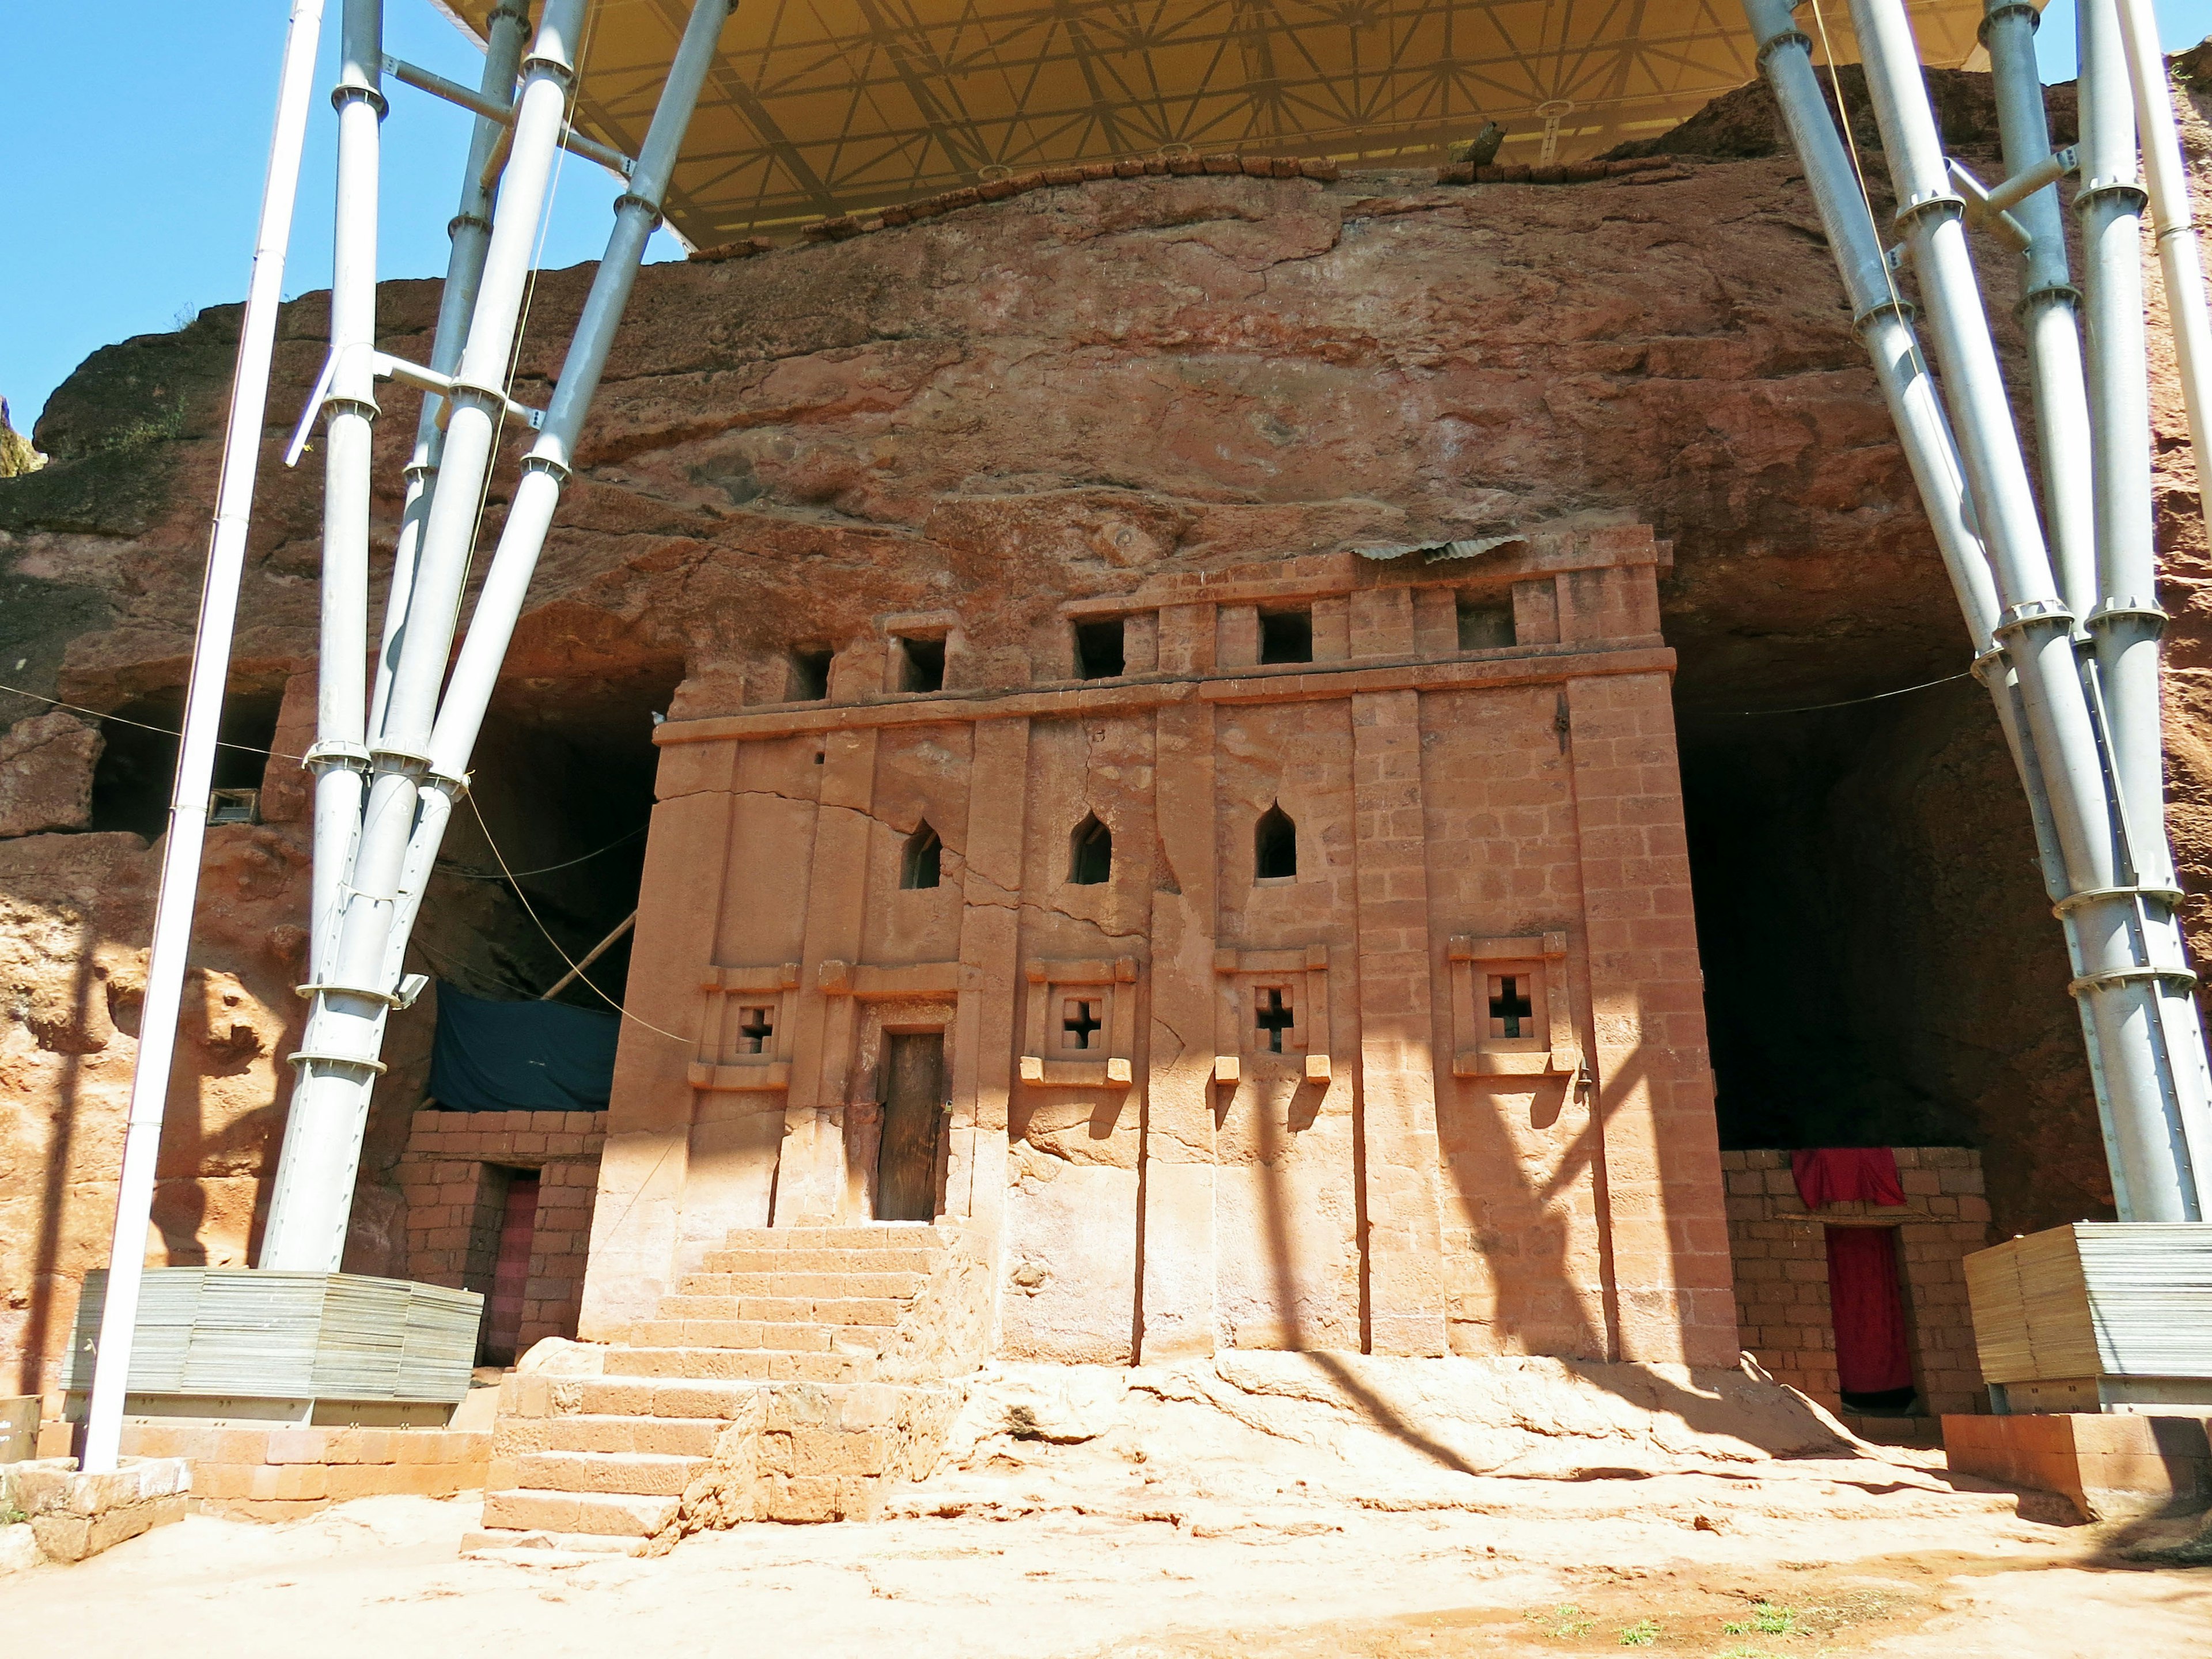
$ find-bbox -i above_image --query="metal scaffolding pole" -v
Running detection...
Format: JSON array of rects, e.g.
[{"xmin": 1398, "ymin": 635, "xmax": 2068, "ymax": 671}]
[
  {"xmin": 304, "ymin": 0, "xmax": 386, "ymax": 991},
  {"xmin": 263, "ymin": 0, "xmax": 593, "ymax": 1271},
  {"xmin": 262, "ymin": 0, "xmax": 733, "ymax": 1272},
  {"xmin": 2115, "ymin": 0, "xmax": 2212, "ymax": 540},
  {"xmin": 368, "ymin": 1, "xmax": 533, "ymax": 747},
  {"xmin": 81, "ymin": 0, "xmax": 328, "ymax": 1475},
  {"xmin": 1744, "ymin": 0, "xmax": 2209, "ymax": 1221},
  {"xmin": 1982, "ymin": 0, "xmax": 2097, "ymax": 623}
]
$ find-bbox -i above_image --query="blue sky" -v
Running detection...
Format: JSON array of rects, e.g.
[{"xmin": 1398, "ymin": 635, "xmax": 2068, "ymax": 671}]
[{"xmin": 4, "ymin": 0, "xmax": 2212, "ymax": 431}]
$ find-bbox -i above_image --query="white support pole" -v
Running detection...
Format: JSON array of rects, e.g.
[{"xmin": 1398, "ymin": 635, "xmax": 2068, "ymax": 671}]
[
  {"xmin": 2116, "ymin": 0, "xmax": 2212, "ymax": 540},
  {"xmin": 1842, "ymin": 0, "xmax": 2208, "ymax": 1221},
  {"xmin": 81, "ymin": 0, "xmax": 327, "ymax": 1475},
  {"xmin": 263, "ymin": 0, "xmax": 734, "ymax": 1272},
  {"xmin": 369, "ymin": 0, "xmax": 532, "ymax": 745},
  {"xmin": 304, "ymin": 0, "xmax": 385, "ymax": 987},
  {"xmin": 1982, "ymin": 0, "xmax": 2099, "ymax": 623}
]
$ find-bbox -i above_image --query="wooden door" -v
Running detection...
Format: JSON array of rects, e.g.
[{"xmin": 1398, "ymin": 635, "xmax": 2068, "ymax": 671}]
[{"xmin": 876, "ymin": 1032, "xmax": 945, "ymax": 1221}]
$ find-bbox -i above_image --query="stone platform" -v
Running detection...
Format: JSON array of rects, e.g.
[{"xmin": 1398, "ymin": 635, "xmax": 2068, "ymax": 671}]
[
  {"xmin": 0, "ymin": 1455, "xmax": 191, "ymax": 1564},
  {"xmin": 1942, "ymin": 1411, "xmax": 2212, "ymax": 1521}
]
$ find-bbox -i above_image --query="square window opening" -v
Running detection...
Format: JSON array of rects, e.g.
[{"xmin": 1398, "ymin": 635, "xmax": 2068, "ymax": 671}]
[
  {"xmin": 1074, "ymin": 617, "xmax": 1127, "ymax": 680},
  {"xmin": 788, "ymin": 646, "xmax": 833, "ymax": 702},
  {"xmin": 1456, "ymin": 596, "xmax": 1516, "ymax": 650},
  {"xmin": 1259, "ymin": 607, "xmax": 1314, "ymax": 665},
  {"xmin": 895, "ymin": 634, "xmax": 946, "ymax": 694}
]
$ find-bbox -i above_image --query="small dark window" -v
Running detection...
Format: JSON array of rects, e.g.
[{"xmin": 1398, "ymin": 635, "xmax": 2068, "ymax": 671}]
[
  {"xmin": 896, "ymin": 634, "xmax": 946, "ymax": 694},
  {"xmin": 902, "ymin": 821, "xmax": 942, "ymax": 889},
  {"xmin": 1456, "ymin": 596, "xmax": 1515, "ymax": 650},
  {"xmin": 1068, "ymin": 812, "xmax": 1112, "ymax": 885},
  {"xmin": 1255, "ymin": 803, "xmax": 1297, "ymax": 880},
  {"xmin": 789, "ymin": 646, "xmax": 833, "ymax": 701},
  {"xmin": 1255, "ymin": 986, "xmax": 1295, "ymax": 1052},
  {"xmin": 1259, "ymin": 607, "xmax": 1313, "ymax": 664},
  {"xmin": 1074, "ymin": 618, "xmax": 1126, "ymax": 680}
]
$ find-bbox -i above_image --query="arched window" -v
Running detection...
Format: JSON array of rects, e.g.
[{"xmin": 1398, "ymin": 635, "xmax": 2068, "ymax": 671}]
[
  {"xmin": 1067, "ymin": 812, "xmax": 1112, "ymax": 885},
  {"xmin": 1255, "ymin": 802, "xmax": 1297, "ymax": 880},
  {"xmin": 902, "ymin": 821, "xmax": 942, "ymax": 889}
]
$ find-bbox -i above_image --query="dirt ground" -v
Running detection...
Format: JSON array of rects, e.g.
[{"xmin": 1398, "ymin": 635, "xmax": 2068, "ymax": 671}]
[{"xmin": 7, "ymin": 1359, "xmax": 2209, "ymax": 1657}]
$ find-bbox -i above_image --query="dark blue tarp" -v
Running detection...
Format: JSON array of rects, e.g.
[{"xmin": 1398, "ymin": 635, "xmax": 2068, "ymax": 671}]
[{"xmin": 427, "ymin": 982, "xmax": 620, "ymax": 1112}]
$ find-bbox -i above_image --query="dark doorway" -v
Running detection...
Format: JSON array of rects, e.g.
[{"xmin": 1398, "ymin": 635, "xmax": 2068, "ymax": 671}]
[
  {"xmin": 480, "ymin": 1169, "xmax": 540, "ymax": 1365},
  {"xmin": 876, "ymin": 1032, "xmax": 945, "ymax": 1222},
  {"xmin": 1825, "ymin": 1224, "xmax": 1915, "ymax": 1413}
]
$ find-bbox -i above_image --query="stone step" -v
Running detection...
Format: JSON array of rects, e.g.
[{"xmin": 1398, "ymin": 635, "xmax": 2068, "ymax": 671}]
[
  {"xmin": 605, "ymin": 1346, "xmax": 872, "ymax": 1384},
  {"xmin": 612, "ymin": 1320, "xmax": 888, "ymax": 1354},
  {"xmin": 654, "ymin": 1294, "xmax": 908, "ymax": 1327},
  {"xmin": 516, "ymin": 1449, "xmax": 708, "ymax": 1498},
  {"xmin": 675, "ymin": 1270, "xmax": 930, "ymax": 1300},
  {"xmin": 540, "ymin": 1414, "xmax": 727, "ymax": 1457},
  {"xmin": 700, "ymin": 1247, "xmax": 944, "ymax": 1275},
  {"xmin": 570, "ymin": 1376, "xmax": 765, "ymax": 1419},
  {"xmin": 715, "ymin": 1225, "xmax": 948, "ymax": 1252},
  {"xmin": 482, "ymin": 1488, "xmax": 680, "ymax": 1539}
]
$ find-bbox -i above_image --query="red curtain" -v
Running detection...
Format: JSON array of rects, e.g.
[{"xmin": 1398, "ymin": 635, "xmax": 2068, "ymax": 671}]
[
  {"xmin": 1825, "ymin": 1225, "xmax": 1913, "ymax": 1395},
  {"xmin": 1793, "ymin": 1147, "xmax": 1906, "ymax": 1208}
]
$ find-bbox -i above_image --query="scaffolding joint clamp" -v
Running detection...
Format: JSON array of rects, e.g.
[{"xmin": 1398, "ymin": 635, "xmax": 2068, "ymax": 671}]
[
  {"xmin": 2075, "ymin": 176, "xmax": 2149, "ymax": 214},
  {"xmin": 1753, "ymin": 28, "xmax": 1812, "ymax": 67},
  {"xmin": 2053, "ymin": 884, "xmax": 2187, "ymax": 918},
  {"xmin": 1991, "ymin": 597, "xmax": 2074, "ymax": 640},
  {"xmin": 1894, "ymin": 188, "xmax": 1964, "ymax": 230},
  {"xmin": 1851, "ymin": 295, "xmax": 1918, "ymax": 336},
  {"xmin": 2015, "ymin": 282, "xmax": 2082, "ymax": 322},
  {"xmin": 521, "ymin": 452, "xmax": 573, "ymax": 486},
  {"xmin": 613, "ymin": 191, "xmax": 666, "ymax": 225},
  {"xmin": 1976, "ymin": 2, "xmax": 2039, "ymax": 42},
  {"xmin": 520, "ymin": 52, "xmax": 579, "ymax": 89},
  {"xmin": 2084, "ymin": 598, "xmax": 2168, "ymax": 635},
  {"xmin": 285, "ymin": 1048, "xmax": 391, "ymax": 1075},
  {"xmin": 303, "ymin": 740, "xmax": 372, "ymax": 771},
  {"xmin": 330, "ymin": 80, "xmax": 389, "ymax": 120},
  {"xmin": 2067, "ymin": 965, "xmax": 2200, "ymax": 997}
]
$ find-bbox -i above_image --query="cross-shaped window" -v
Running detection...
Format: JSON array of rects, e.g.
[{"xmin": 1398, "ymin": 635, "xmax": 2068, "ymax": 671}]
[
  {"xmin": 736, "ymin": 1005, "xmax": 775, "ymax": 1054},
  {"xmin": 1488, "ymin": 975, "xmax": 1533, "ymax": 1039},
  {"xmin": 1255, "ymin": 986, "xmax": 1295, "ymax": 1053},
  {"xmin": 1061, "ymin": 997, "xmax": 1103, "ymax": 1051}
]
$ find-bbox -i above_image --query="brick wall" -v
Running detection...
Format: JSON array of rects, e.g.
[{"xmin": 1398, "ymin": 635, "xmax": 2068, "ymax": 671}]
[
  {"xmin": 1721, "ymin": 1147, "xmax": 1991, "ymax": 1418},
  {"xmin": 396, "ymin": 1110, "xmax": 606, "ymax": 1360}
]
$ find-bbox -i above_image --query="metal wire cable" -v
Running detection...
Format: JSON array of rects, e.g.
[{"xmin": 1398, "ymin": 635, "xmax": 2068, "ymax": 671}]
[{"xmin": 1705, "ymin": 669, "xmax": 1971, "ymax": 717}]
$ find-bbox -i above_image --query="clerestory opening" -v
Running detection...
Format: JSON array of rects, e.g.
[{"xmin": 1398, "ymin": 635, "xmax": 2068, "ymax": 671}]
[
  {"xmin": 1067, "ymin": 812, "xmax": 1112, "ymax": 885},
  {"xmin": 1255, "ymin": 802, "xmax": 1297, "ymax": 880},
  {"xmin": 1259, "ymin": 607, "xmax": 1313, "ymax": 665},
  {"xmin": 893, "ymin": 633, "xmax": 946, "ymax": 694},
  {"xmin": 902, "ymin": 820, "xmax": 942, "ymax": 889},
  {"xmin": 1456, "ymin": 594, "xmax": 1515, "ymax": 650},
  {"xmin": 787, "ymin": 646, "xmax": 833, "ymax": 702},
  {"xmin": 1073, "ymin": 617, "xmax": 1126, "ymax": 680}
]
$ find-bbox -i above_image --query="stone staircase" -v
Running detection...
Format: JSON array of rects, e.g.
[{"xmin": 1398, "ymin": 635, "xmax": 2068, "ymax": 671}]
[{"xmin": 469, "ymin": 1224, "xmax": 988, "ymax": 1554}]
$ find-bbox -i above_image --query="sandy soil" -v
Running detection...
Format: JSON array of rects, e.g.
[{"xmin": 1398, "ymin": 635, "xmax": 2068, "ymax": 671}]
[{"xmin": 7, "ymin": 1359, "xmax": 2208, "ymax": 1657}]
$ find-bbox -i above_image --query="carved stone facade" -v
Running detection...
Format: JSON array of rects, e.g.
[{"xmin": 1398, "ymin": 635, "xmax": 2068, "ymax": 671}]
[{"xmin": 578, "ymin": 523, "xmax": 1738, "ymax": 1368}]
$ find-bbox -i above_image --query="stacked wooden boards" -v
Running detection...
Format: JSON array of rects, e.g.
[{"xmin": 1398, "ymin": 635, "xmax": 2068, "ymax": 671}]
[
  {"xmin": 63, "ymin": 1270, "xmax": 481, "ymax": 1406},
  {"xmin": 1965, "ymin": 1224, "xmax": 2212, "ymax": 1408}
]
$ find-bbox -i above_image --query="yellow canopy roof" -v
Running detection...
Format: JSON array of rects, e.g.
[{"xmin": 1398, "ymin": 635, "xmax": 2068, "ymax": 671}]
[{"xmin": 434, "ymin": 0, "xmax": 1990, "ymax": 246}]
